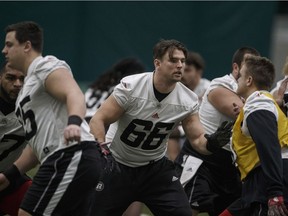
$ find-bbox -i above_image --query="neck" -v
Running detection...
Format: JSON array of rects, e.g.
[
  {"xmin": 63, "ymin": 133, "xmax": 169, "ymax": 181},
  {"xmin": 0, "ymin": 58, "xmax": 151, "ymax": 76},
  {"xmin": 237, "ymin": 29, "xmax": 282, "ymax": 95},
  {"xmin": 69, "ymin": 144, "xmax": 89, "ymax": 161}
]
[
  {"xmin": 153, "ymin": 71, "xmax": 176, "ymax": 93},
  {"xmin": 23, "ymin": 52, "xmax": 41, "ymax": 75},
  {"xmin": 244, "ymin": 86, "xmax": 259, "ymax": 100}
]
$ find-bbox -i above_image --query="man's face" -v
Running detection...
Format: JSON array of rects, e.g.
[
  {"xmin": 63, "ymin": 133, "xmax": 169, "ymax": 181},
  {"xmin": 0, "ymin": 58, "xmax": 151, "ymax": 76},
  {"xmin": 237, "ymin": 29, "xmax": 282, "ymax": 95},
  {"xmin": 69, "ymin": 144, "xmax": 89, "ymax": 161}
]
[
  {"xmin": 0, "ymin": 65, "xmax": 24, "ymax": 103},
  {"xmin": 156, "ymin": 49, "xmax": 186, "ymax": 83},
  {"xmin": 236, "ymin": 64, "xmax": 248, "ymax": 98},
  {"xmin": 181, "ymin": 64, "xmax": 202, "ymax": 91},
  {"xmin": 2, "ymin": 31, "xmax": 25, "ymax": 70}
]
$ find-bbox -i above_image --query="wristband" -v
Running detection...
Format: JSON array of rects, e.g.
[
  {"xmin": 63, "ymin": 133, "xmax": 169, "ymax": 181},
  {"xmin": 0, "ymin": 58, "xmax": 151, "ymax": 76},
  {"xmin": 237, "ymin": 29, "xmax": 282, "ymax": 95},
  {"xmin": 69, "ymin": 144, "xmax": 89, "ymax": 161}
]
[
  {"xmin": 68, "ymin": 115, "xmax": 82, "ymax": 126},
  {"xmin": 3, "ymin": 164, "xmax": 21, "ymax": 183}
]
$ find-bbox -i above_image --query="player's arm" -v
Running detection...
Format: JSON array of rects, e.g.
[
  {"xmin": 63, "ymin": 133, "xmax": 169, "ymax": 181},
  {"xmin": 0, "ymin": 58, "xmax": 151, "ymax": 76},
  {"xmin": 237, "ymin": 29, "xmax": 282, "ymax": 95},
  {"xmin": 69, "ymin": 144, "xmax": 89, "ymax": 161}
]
[
  {"xmin": 45, "ymin": 68, "xmax": 86, "ymax": 143},
  {"xmin": 0, "ymin": 145, "xmax": 39, "ymax": 191},
  {"xmin": 247, "ymin": 110, "xmax": 283, "ymax": 197},
  {"xmin": 247, "ymin": 109, "xmax": 288, "ymax": 215},
  {"xmin": 182, "ymin": 113, "xmax": 210, "ymax": 154},
  {"xmin": 208, "ymin": 86, "xmax": 244, "ymax": 119},
  {"xmin": 183, "ymin": 113, "xmax": 233, "ymax": 155},
  {"xmin": 89, "ymin": 94, "xmax": 125, "ymax": 143},
  {"xmin": 272, "ymin": 78, "xmax": 288, "ymax": 113}
]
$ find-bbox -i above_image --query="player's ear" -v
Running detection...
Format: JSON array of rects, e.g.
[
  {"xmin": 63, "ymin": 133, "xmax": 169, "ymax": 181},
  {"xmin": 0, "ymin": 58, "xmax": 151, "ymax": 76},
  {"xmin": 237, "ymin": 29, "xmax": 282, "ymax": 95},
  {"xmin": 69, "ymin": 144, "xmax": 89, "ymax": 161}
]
[
  {"xmin": 154, "ymin": 59, "xmax": 161, "ymax": 68},
  {"xmin": 23, "ymin": 41, "xmax": 32, "ymax": 53}
]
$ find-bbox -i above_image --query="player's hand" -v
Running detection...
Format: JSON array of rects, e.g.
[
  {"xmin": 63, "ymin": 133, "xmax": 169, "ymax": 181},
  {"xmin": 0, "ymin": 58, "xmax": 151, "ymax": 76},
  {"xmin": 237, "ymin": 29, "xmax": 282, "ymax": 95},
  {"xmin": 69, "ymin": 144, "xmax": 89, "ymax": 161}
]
[
  {"xmin": 64, "ymin": 124, "xmax": 81, "ymax": 145},
  {"xmin": 98, "ymin": 142, "xmax": 119, "ymax": 174},
  {"xmin": 0, "ymin": 173, "xmax": 10, "ymax": 191},
  {"xmin": 205, "ymin": 121, "xmax": 234, "ymax": 153},
  {"xmin": 268, "ymin": 196, "xmax": 288, "ymax": 216}
]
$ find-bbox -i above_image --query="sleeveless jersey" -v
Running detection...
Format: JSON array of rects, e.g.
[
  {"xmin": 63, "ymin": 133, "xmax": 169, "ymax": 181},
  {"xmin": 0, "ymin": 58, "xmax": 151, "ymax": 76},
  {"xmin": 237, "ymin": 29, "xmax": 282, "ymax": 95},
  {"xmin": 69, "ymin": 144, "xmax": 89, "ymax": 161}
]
[
  {"xmin": 108, "ymin": 72, "xmax": 199, "ymax": 167},
  {"xmin": 0, "ymin": 110, "xmax": 27, "ymax": 171},
  {"xmin": 15, "ymin": 56, "xmax": 94, "ymax": 163},
  {"xmin": 199, "ymin": 74, "xmax": 237, "ymax": 151},
  {"xmin": 193, "ymin": 78, "xmax": 211, "ymax": 102},
  {"xmin": 232, "ymin": 91, "xmax": 288, "ymax": 180}
]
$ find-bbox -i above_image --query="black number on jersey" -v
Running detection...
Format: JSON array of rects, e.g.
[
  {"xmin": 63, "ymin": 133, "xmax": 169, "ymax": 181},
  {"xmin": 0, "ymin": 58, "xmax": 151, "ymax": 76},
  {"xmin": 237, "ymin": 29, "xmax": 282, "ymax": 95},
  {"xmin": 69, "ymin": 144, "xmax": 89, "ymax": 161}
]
[
  {"xmin": 16, "ymin": 95, "xmax": 37, "ymax": 140},
  {"xmin": 120, "ymin": 119, "xmax": 174, "ymax": 150},
  {"xmin": 0, "ymin": 134, "xmax": 26, "ymax": 161}
]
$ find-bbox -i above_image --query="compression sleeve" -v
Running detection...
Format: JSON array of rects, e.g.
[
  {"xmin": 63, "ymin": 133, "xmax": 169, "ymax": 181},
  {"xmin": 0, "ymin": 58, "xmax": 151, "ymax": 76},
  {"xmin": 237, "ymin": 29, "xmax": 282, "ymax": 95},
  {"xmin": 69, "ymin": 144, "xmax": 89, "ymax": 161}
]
[{"xmin": 246, "ymin": 110, "xmax": 283, "ymax": 198}]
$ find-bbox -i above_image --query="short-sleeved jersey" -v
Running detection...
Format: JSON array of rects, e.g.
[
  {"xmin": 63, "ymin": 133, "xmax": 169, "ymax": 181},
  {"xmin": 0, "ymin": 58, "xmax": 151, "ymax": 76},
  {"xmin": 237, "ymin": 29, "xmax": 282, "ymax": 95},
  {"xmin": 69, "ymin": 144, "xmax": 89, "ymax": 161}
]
[
  {"xmin": 107, "ymin": 72, "xmax": 199, "ymax": 167},
  {"xmin": 0, "ymin": 109, "xmax": 27, "ymax": 171},
  {"xmin": 85, "ymin": 86, "xmax": 115, "ymax": 121},
  {"xmin": 232, "ymin": 91, "xmax": 288, "ymax": 180},
  {"xmin": 15, "ymin": 56, "xmax": 95, "ymax": 163}
]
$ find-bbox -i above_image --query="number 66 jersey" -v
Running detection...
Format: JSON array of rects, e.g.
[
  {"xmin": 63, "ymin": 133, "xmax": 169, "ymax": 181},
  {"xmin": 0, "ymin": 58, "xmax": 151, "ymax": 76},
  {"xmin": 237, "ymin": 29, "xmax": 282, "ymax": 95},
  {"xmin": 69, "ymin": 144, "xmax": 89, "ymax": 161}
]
[{"xmin": 107, "ymin": 72, "xmax": 199, "ymax": 167}]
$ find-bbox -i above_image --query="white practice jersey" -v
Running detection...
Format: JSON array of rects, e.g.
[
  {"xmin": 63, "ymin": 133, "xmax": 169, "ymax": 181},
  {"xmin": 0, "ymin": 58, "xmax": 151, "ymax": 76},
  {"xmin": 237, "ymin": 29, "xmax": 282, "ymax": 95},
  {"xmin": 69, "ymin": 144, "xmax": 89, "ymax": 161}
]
[
  {"xmin": 85, "ymin": 86, "xmax": 115, "ymax": 120},
  {"xmin": 194, "ymin": 78, "xmax": 211, "ymax": 102},
  {"xmin": 107, "ymin": 72, "xmax": 199, "ymax": 167},
  {"xmin": 270, "ymin": 75, "xmax": 288, "ymax": 95},
  {"xmin": 199, "ymin": 74, "xmax": 237, "ymax": 150},
  {"xmin": 0, "ymin": 110, "xmax": 27, "ymax": 171},
  {"xmin": 15, "ymin": 56, "xmax": 95, "ymax": 163},
  {"xmin": 240, "ymin": 91, "xmax": 278, "ymax": 137}
]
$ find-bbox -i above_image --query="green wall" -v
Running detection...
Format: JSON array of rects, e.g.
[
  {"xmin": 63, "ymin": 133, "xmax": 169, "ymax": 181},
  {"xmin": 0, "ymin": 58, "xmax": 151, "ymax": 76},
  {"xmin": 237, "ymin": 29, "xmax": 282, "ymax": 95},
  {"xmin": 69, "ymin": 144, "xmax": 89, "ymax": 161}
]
[{"xmin": 0, "ymin": 1, "xmax": 277, "ymax": 87}]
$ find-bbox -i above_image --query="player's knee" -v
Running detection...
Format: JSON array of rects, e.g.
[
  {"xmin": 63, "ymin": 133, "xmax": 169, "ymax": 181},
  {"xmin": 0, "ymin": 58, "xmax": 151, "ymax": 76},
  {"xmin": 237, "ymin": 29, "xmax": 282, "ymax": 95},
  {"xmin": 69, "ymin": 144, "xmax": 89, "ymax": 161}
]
[{"xmin": 18, "ymin": 208, "xmax": 32, "ymax": 216}]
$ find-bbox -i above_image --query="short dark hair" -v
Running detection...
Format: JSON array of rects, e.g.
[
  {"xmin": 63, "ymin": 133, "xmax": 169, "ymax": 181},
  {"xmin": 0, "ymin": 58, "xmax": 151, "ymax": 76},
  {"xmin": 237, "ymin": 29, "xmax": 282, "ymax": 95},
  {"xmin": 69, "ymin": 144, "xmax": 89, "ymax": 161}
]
[
  {"xmin": 185, "ymin": 51, "xmax": 205, "ymax": 70},
  {"xmin": 232, "ymin": 47, "xmax": 260, "ymax": 67},
  {"xmin": 90, "ymin": 58, "xmax": 145, "ymax": 91},
  {"xmin": 153, "ymin": 39, "xmax": 188, "ymax": 60},
  {"xmin": 5, "ymin": 21, "xmax": 43, "ymax": 53},
  {"xmin": 244, "ymin": 55, "xmax": 275, "ymax": 91}
]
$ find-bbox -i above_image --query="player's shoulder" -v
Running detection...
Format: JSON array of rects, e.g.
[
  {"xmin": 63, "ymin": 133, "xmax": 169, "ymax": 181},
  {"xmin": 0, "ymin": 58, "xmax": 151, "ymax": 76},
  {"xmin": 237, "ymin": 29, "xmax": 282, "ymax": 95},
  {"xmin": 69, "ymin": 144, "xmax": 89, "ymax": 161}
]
[
  {"xmin": 210, "ymin": 74, "xmax": 237, "ymax": 91},
  {"xmin": 176, "ymin": 82, "xmax": 199, "ymax": 103},
  {"xmin": 31, "ymin": 55, "xmax": 71, "ymax": 74},
  {"xmin": 119, "ymin": 72, "xmax": 151, "ymax": 89},
  {"xmin": 244, "ymin": 91, "xmax": 276, "ymax": 116}
]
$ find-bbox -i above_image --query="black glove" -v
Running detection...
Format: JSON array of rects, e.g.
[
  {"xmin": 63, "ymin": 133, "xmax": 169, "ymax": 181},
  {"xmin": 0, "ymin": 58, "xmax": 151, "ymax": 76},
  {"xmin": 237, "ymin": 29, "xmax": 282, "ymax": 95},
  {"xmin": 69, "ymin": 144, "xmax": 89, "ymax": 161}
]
[
  {"xmin": 98, "ymin": 142, "xmax": 119, "ymax": 174},
  {"xmin": 205, "ymin": 121, "xmax": 234, "ymax": 153},
  {"xmin": 268, "ymin": 196, "xmax": 288, "ymax": 216}
]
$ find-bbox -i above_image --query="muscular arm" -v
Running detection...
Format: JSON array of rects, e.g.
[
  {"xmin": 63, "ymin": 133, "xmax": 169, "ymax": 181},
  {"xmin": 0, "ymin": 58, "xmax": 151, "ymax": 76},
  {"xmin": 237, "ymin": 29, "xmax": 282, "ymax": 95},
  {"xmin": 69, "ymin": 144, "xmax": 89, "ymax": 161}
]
[
  {"xmin": 45, "ymin": 68, "xmax": 86, "ymax": 118},
  {"xmin": 89, "ymin": 94, "xmax": 125, "ymax": 143},
  {"xmin": 14, "ymin": 145, "xmax": 39, "ymax": 174},
  {"xmin": 182, "ymin": 113, "xmax": 211, "ymax": 155},
  {"xmin": 208, "ymin": 86, "xmax": 244, "ymax": 119},
  {"xmin": 0, "ymin": 145, "xmax": 39, "ymax": 191},
  {"xmin": 45, "ymin": 68, "xmax": 86, "ymax": 143},
  {"xmin": 247, "ymin": 110, "xmax": 283, "ymax": 198}
]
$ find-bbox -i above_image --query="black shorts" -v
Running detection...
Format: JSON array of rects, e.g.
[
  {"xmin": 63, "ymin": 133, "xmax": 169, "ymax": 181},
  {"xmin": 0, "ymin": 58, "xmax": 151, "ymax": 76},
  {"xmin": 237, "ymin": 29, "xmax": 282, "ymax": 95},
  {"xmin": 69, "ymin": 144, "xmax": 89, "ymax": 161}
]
[
  {"xmin": 175, "ymin": 155, "xmax": 242, "ymax": 215},
  {"xmin": 97, "ymin": 157, "xmax": 192, "ymax": 216},
  {"xmin": 20, "ymin": 141, "xmax": 102, "ymax": 216}
]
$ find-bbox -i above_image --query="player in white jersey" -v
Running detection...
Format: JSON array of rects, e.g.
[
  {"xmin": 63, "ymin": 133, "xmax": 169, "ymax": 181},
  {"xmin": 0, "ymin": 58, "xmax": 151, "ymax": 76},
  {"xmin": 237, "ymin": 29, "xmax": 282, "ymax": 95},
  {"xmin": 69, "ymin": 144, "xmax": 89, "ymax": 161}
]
[
  {"xmin": 167, "ymin": 51, "xmax": 210, "ymax": 161},
  {"xmin": 270, "ymin": 56, "xmax": 288, "ymax": 116},
  {"xmin": 220, "ymin": 55, "xmax": 288, "ymax": 216},
  {"xmin": 85, "ymin": 58, "xmax": 145, "ymax": 123},
  {"xmin": 1, "ymin": 21, "xmax": 106, "ymax": 216},
  {"xmin": 0, "ymin": 63, "xmax": 32, "ymax": 216},
  {"xmin": 85, "ymin": 58, "xmax": 145, "ymax": 216},
  {"xmin": 175, "ymin": 47, "xmax": 260, "ymax": 216},
  {"xmin": 89, "ymin": 39, "xmax": 233, "ymax": 216}
]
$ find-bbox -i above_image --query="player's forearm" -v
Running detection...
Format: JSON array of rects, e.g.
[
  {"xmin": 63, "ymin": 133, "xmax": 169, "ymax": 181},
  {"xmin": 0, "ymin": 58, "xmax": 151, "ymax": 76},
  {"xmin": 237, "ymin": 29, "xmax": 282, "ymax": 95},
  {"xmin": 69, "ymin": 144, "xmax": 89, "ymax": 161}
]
[
  {"xmin": 66, "ymin": 92, "xmax": 86, "ymax": 119},
  {"xmin": 89, "ymin": 116, "xmax": 107, "ymax": 143},
  {"xmin": 187, "ymin": 135, "xmax": 211, "ymax": 155},
  {"xmin": 14, "ymin": 145, "xmax": 39, "ymax": 174}
]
